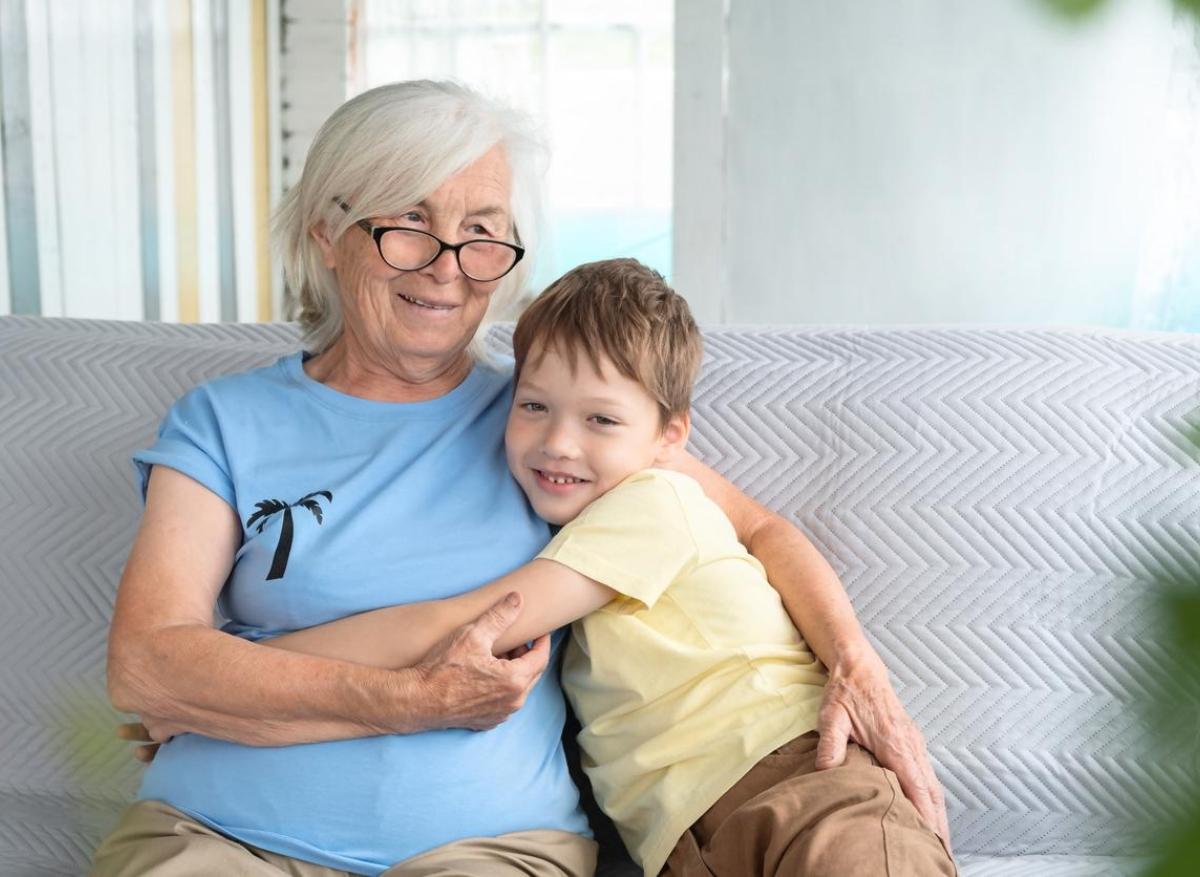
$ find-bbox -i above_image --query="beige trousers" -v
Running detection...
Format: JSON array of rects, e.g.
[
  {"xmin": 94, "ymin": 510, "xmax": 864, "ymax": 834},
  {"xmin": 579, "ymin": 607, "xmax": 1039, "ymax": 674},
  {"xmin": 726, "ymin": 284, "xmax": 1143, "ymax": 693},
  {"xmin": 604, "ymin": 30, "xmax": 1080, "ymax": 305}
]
[
  {"xmin": 91, "ymin": 799, "xmax": 597, "ymax": 877},
  {"xmin": 662, "ymin": 732, "xmax": 957, "ymax": 877}
]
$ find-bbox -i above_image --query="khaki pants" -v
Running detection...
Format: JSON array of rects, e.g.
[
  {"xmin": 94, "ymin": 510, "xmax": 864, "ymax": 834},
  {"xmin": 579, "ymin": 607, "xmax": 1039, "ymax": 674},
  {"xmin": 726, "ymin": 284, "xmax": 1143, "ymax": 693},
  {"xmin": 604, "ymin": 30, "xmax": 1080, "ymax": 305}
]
[
  {"xmin": 91, "ymin": 799, "xmax": 597, "ymax": 877},
  {"xmin": 663, "ymin": 732, "xmax": 957, "ymax": 877}
]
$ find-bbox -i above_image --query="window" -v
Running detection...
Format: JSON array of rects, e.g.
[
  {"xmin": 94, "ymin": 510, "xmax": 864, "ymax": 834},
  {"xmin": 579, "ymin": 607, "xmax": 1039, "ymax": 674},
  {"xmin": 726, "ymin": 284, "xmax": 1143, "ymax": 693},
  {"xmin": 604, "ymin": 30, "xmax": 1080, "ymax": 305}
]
[{"xmin": 351, "ymin": 0, "xmax": 673, "ymax": 297}]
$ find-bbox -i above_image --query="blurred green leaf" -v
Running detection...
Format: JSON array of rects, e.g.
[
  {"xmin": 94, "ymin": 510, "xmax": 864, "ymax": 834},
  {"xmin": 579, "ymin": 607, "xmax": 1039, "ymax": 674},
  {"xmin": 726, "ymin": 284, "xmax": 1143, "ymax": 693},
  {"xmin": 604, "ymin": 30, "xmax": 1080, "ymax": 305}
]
[
  {"xmin": 1174, "ymin": 0, "xmax": 1200, "ymax": 18},
  {"xmin": 1037, "ymin": 0, "xmax": 1110, "ymax": 18},
  {"xmin": 56, "ymin": 692, "xmax": 130, "ymax": 788},
  {"xmin": 1179, "ymin": 418, "xmax": 1200, "ymax": 462},
  {"xmin": 1037, "ymin": 0, "xmax": 1200, "ymax": 21},
  {"xmin": 1166, "ymin": 590, "xmax": 1200, "ymax": 652},
  {"xmin": 1142, "ymin": 805, "xmax": 1200, "ymax": 877}
]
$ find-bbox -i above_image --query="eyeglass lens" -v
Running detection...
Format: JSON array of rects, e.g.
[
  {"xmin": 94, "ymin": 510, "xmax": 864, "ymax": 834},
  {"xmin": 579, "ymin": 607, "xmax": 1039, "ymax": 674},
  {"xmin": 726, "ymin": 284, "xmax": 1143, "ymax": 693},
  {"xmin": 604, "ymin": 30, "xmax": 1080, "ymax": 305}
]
[{"xmin": 378, "ymin": 229, "xmax": 517, "ymax": 281}]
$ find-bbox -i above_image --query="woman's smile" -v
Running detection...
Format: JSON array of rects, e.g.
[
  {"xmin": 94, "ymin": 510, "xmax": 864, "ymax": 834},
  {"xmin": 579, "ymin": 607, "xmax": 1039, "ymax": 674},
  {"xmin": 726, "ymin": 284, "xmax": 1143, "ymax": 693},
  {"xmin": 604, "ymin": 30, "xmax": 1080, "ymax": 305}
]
[{"xmin": 395, "ymin": 290, "xmax": 457, "ymax": 312}]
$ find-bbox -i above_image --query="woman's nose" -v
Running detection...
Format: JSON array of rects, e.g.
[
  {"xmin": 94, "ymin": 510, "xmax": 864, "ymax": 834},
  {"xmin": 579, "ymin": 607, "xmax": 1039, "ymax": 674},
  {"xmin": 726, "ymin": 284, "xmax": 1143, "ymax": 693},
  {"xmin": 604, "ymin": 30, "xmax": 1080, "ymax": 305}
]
[{"xmin": 422, "ymin": 246, "xmax": 462, "ymax": 284}]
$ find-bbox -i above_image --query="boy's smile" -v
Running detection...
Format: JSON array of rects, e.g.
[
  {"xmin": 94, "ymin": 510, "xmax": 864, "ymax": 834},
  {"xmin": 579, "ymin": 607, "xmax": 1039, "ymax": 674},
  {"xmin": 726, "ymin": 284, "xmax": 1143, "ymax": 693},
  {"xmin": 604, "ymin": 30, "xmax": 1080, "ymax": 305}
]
[{"xmin": 505, "ymin": 344, "xmax": 688, "ymax": 525}]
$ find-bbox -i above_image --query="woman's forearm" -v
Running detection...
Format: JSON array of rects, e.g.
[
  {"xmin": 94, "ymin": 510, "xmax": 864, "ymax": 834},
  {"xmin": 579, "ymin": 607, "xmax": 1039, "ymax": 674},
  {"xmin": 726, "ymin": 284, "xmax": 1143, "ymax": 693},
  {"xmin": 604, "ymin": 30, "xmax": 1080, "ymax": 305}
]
[
  {"xmin": 743, "ymin": 513, "xmax": 879, "ymax": 674},
  {"xmin": 107, "ymin": 621, "xmax": 434, "ymax": 745}
]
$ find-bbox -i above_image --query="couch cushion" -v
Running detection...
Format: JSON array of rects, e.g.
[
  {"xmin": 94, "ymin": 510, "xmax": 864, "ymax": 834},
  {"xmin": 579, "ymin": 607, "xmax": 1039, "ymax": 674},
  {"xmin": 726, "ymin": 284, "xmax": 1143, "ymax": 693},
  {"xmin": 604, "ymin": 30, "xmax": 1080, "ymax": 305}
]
[
  {"xmin": 675, "ymin": 326, "xmax": 1200, "ymax": 860},
  {"xmin": 1, "ymin": 317, "xmax": 1197, "ymax": 873},
  {"xmin": 957, "ymin": 855, "xmax": 1150, "ymax": 876}
]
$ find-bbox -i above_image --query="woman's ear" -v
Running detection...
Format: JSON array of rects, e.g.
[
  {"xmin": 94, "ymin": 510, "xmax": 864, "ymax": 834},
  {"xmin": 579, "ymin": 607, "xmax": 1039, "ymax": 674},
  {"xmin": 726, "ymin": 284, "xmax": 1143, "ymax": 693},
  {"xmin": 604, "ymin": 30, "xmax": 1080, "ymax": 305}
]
[
  {"xmin": 654, "ymin": 411, "xmax": 691, "ymax": 465},
  {"xmin": 310, "ymin": 223, "xmax": 337, "ymax": 269}
]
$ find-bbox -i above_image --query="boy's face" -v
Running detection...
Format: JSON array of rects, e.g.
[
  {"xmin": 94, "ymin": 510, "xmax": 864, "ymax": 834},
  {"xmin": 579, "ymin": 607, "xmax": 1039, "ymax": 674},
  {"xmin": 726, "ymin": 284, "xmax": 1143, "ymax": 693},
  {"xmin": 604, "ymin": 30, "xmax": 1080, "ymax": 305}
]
[{"xmin": 506, "ymin": 343, "xmax": 688, "ymax": 525}]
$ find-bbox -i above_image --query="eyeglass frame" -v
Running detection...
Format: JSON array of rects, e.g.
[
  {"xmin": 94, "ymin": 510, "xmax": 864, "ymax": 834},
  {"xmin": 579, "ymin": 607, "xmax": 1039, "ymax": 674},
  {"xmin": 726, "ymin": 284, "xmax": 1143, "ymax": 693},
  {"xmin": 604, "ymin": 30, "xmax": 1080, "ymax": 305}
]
[{"xmin": 334, "ymin": 198, "xmax": 525, "ymax": 282}]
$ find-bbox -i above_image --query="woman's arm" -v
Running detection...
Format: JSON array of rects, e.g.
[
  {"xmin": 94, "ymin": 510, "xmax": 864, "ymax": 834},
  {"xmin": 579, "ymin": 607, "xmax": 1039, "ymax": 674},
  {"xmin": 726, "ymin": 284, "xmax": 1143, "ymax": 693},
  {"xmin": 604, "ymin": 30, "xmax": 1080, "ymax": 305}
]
[
  {"xmin": 108, "ymin": 466, "xmax": 552, "ymax": 749},
  {"xmin": 263, "ymin": 559, "xmax": 616, "ymax": 669},
  {"xmin": 666, "ymin": 451, "xmax": 952, "ymax": 849}
]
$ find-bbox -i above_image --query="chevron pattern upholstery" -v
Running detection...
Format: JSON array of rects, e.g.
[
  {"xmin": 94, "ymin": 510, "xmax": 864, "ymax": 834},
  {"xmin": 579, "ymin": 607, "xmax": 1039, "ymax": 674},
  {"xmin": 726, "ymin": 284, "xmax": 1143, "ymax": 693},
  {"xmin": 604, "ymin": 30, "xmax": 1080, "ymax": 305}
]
[{"xmin": 2, "ymin": 316, "xmax": 1197, "ymax": 876}]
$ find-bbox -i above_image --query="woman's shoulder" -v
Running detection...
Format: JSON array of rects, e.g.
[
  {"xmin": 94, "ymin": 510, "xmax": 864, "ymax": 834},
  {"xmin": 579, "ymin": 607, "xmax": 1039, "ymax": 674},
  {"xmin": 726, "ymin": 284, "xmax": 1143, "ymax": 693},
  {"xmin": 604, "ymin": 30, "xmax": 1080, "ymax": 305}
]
[{"xmin": 169, "ymin": 352, "xmax": 299, "ymax": 414}]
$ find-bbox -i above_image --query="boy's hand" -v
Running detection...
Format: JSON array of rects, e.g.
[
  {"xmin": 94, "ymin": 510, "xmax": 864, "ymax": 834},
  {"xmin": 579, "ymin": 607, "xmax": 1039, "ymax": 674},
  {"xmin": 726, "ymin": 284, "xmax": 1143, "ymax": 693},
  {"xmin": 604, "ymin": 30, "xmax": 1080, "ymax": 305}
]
[
  {"xmin": 814, "ymin": 647, "xmax": 952, "ymax": 852},
  {"xmin": 116, "ymin": 717, "xmax": 172, "ymax": 763}
]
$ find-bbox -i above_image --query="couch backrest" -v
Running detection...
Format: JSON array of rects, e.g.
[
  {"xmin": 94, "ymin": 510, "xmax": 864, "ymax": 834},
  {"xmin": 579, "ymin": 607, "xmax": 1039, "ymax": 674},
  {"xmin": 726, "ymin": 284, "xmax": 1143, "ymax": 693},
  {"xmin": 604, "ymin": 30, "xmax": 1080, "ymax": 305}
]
[{"xmin": 1, "ymin": 316, "xmax": 1197, "ymax": 872}]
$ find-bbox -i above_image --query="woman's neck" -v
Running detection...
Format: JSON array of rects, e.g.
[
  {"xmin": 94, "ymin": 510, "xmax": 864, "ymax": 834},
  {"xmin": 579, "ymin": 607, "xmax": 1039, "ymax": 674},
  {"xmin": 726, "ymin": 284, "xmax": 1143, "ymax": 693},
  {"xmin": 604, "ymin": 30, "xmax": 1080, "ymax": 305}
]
[{"xmin": 303, "ymin": 338, "xmax": 474, "ymax": 403}]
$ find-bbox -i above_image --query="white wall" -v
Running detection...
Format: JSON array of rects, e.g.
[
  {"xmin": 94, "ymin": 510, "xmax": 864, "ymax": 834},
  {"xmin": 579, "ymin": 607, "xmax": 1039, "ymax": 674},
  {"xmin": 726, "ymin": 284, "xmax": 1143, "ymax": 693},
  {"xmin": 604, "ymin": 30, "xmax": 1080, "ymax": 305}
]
[{"xmin": 675, "ymin": 0, "xmax": 1189, "ymax": 327}]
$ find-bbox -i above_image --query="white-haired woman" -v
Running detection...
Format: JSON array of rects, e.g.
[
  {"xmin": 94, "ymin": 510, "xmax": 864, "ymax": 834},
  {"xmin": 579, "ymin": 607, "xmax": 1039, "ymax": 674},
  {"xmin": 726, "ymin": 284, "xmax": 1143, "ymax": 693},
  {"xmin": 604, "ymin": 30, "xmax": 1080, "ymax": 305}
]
[{"xmin": 93, "ymin": 81, "xmax": 948, "ymax": 877}]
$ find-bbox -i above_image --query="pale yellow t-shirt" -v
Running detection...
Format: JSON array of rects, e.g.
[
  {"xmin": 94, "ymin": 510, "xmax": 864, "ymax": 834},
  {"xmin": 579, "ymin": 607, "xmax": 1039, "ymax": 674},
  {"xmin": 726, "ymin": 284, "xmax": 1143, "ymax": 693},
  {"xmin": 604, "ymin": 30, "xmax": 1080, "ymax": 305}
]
[{"xmin": 538, "ymin": 468, "xmax": 827, "ymax": 876}]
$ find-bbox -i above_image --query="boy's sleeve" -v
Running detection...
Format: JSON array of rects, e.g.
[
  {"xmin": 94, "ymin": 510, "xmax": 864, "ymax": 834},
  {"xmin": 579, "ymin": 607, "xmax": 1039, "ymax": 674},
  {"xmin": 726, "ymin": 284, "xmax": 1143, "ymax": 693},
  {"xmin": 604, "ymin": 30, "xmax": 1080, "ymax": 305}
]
[
  {"xmin": 131, "ymin": 385, "xmax": 237, "ymax": 510},
  {"xmin": 537, "ymin": 470, "xmax": 699, "ymax": 610}
]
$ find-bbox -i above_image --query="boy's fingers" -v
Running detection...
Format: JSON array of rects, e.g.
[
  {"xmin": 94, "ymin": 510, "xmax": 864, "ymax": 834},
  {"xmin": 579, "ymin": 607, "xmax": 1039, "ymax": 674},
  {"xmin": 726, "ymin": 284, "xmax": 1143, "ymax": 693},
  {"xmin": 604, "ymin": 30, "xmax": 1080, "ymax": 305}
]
[
  {"xmin": 116, "ymin": 722, "xmax": 153, "ymax": 743},
  {"xmin": 133, "ymin": 743, "xmax": 160, "ymax": 763}
]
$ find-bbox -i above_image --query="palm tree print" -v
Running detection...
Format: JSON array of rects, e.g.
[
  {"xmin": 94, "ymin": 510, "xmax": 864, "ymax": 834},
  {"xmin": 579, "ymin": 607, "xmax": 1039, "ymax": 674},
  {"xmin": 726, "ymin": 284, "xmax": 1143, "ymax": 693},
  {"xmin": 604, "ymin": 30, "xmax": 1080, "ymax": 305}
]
[{"xmin": 245, "ymin": 491, "xmax": 333, "ymax": 581}]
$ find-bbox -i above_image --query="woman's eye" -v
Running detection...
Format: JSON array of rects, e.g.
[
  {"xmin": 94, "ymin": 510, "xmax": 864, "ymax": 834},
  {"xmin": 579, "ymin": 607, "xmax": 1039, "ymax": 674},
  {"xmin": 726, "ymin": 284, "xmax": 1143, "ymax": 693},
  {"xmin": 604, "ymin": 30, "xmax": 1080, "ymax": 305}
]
[
  {"xmin": 399, "ymin": 211, "xmax": 424, "ymax": 224},
  {"xmin": 466, "ymin": 223, "xmax": 493, "ymax": 237}
]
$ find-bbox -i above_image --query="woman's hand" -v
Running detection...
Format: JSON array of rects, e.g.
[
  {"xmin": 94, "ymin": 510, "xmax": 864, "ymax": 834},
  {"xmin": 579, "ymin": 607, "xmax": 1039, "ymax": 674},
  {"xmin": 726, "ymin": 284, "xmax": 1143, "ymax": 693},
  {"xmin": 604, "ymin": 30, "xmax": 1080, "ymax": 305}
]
[
  {"xmin": 412, "ymin": 592, "xmax": 551, "ymax": 731},
  {"xmin": 815, "ymin": 646, "xmax": 952, "ymax": 851}
]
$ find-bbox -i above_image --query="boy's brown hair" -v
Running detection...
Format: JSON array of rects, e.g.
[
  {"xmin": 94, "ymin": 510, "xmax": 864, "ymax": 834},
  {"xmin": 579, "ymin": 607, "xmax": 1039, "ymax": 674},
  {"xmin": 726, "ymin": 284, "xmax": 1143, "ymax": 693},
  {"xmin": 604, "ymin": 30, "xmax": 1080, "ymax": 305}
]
[{"xmin": 512, "ymin": 258, "xmax": 702, "ymax": 426}]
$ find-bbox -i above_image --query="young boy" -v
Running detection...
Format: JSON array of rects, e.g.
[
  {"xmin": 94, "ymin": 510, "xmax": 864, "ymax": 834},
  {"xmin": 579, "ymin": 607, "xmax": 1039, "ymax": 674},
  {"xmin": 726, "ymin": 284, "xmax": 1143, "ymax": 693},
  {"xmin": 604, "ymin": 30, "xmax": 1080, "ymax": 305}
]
[{"xmin": 266, "ymin": 259, "xmax": 954, "ymax": 876}]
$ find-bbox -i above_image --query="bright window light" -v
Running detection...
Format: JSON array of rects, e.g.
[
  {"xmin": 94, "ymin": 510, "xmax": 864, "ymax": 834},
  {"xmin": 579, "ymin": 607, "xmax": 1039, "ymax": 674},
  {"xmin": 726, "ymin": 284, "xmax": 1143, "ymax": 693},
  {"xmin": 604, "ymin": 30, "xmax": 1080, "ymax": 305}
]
[{"xmin": 351, "ymin": 0, "xmax": 674, "ymax": 298}]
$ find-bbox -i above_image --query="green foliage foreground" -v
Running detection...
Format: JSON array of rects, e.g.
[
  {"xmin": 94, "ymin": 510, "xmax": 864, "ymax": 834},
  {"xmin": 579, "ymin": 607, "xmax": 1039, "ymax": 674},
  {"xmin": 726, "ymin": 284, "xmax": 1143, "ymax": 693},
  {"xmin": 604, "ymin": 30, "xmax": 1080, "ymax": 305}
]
[{"xmin": 1038, "ymin": 0, "xmax": 1200, "ymax": 19}]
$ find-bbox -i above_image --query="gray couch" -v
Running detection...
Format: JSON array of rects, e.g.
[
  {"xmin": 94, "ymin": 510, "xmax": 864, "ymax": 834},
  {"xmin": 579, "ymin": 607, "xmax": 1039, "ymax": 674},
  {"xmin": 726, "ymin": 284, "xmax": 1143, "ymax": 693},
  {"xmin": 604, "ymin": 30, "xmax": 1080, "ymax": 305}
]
[{"xmin": 1, "ymin": 315, "xmax": 1197, "ymax": 876}]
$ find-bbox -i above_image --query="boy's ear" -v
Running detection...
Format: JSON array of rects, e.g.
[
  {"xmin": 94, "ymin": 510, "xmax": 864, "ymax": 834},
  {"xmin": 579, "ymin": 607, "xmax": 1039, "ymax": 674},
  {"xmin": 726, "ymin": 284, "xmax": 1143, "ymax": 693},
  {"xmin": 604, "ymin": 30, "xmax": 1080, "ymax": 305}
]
[
  {"xmin": 311, "ymin": 223, "xmax": 337, "ymax": 269},
  {"xmin": 655, "ymin": 411, "xmax": 691, "ymax": 464}
]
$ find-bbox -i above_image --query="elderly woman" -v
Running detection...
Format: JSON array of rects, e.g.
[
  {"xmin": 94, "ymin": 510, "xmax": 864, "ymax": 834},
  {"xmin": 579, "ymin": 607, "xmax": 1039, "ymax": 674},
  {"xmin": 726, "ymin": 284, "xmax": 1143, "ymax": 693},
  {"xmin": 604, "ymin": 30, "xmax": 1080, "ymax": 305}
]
[{"xmin": 93, "ymin": 81, "xmax": 948, "ymax": 877}]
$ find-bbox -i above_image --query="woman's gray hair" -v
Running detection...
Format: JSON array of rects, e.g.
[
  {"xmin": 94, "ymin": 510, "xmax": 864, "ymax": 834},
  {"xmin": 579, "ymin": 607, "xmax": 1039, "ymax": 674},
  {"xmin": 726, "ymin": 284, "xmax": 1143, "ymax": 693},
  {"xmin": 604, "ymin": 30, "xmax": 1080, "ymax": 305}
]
[{"xmin": 272, "ymin": 80, "xmax": 547, "ymax": 357}]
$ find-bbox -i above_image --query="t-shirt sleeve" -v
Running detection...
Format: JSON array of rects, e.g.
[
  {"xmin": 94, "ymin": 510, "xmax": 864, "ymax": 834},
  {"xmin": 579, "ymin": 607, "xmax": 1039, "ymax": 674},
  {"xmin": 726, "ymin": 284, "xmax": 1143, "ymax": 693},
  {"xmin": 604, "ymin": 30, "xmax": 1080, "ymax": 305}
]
[
  {"xmin": 131, "ymin": 386, "xmax": 236, "ymax": 509},
  {"xmin": 536, "ymin": 470, "xmax": 699, "ymax": 610}
]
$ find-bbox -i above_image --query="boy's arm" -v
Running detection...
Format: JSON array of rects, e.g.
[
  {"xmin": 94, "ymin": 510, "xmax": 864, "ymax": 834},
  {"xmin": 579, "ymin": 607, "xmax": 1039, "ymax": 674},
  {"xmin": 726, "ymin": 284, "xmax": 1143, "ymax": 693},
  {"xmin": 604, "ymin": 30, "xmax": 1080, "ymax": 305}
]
[
  {"xmin": 264, "ymin": 559, "xmax": 616, "ymax": 669},
  {"xmin": 666, "ymin": 450, "xmax": 952, "ymax": 849}
]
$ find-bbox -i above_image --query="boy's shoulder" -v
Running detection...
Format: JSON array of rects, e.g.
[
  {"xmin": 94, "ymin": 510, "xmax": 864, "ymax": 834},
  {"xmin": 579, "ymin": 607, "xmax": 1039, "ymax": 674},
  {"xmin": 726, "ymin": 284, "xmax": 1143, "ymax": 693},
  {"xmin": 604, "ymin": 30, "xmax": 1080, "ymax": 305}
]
[
  {"xmin": 632, "ymin": 467, "xmax": 705, "ymax": 497},
  {"xmin": 594, "ymin": 468, "xmax": 716, "ymax": 529},
  {"xmin": 573, "ymin": 469, "xmax": 733, "ymax": 548},
  {"xmin": 611, "ymin": 467, "xmax": 704, "ymax": 502},
  {"xmin": 625, "ymin": 468, "xmax": 743, "ymax": 548}
]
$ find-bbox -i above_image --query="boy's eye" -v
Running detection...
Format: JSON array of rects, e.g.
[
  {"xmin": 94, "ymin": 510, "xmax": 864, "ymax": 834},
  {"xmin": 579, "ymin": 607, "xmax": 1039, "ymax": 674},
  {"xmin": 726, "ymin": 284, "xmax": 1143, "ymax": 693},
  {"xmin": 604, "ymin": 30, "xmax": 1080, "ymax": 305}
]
[
  {"xmin": 590, "ymin": 415, "xmax": 620, "ymax": 427},
  {"xmin": 519, "ymin": 401, "xmax": 547, "ymax": 413}
]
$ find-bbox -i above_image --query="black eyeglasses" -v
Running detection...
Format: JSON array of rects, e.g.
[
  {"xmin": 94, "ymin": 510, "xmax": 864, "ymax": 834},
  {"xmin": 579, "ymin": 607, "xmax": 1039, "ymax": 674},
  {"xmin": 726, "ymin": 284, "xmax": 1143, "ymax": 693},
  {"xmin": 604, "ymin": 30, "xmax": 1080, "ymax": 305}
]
[{"xmin": 335, "ymin": 199, "xmax": 524, "ymax": 283}]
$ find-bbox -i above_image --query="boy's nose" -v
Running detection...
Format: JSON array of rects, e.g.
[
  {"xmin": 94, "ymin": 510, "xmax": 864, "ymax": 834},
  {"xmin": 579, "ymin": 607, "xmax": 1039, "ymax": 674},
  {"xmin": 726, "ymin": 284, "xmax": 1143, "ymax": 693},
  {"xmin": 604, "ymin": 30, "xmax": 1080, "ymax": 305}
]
[{"xmin": 540, "ymin": 424, "xmax": 580, "ymax": 459}]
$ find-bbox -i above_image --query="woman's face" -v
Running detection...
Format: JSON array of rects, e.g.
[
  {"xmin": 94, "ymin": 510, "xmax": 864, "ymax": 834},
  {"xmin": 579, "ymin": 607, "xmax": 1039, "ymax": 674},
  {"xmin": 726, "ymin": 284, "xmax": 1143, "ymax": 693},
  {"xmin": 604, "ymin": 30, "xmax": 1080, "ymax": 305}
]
[{"xmin": 313, "ymin": 145, "xmax": 514, "ymax": 373}]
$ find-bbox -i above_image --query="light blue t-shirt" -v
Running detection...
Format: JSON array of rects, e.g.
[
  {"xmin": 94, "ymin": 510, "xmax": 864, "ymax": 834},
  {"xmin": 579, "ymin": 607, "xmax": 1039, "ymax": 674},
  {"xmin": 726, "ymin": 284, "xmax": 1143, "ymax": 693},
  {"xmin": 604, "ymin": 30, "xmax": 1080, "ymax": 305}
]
[{"xmin": 131, "ymin": 352, "xmax": 589, "ymax": 876}]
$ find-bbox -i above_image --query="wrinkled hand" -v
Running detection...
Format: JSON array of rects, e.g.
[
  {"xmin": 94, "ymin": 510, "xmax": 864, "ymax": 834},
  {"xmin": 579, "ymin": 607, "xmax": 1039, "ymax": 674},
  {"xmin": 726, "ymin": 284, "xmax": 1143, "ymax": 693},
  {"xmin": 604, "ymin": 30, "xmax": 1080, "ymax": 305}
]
[
  {"xmin": 415, "ymin": 591, "xmax": 550, "ymax": 731},
  {"xmin": 815, "ymin": 648, "xmax": 952, "ymax": 851}
]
